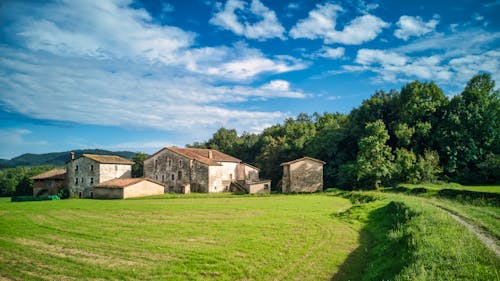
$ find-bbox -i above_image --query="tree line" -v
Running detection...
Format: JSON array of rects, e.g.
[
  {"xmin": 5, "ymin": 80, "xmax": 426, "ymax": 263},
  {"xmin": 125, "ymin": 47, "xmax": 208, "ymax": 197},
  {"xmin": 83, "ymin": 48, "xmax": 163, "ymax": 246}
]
[{"xmin": 189, "ymin": 74, "xmax": 499, "ymax": 189}]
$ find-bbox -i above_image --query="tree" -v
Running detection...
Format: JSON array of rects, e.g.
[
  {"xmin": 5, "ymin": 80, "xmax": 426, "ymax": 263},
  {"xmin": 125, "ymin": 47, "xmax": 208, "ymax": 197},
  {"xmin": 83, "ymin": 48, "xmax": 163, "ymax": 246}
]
[
  {"xmin": 14, "ymin": 176, "xmax": 33, "ymax": 196},
  {"xmin": 436, "ymin": 74, "xmax": 500, "ymax": 181},
  {"xmin": 131, "ymin": 152, "xmax": 148, "ymax": 178},
  {"xmin": 394, "ymin": 148, "xmax": 418, "ymax": 183},
  {"xmin": 355, "ymin": 120, "xmax": 395, "ymax": 189}
]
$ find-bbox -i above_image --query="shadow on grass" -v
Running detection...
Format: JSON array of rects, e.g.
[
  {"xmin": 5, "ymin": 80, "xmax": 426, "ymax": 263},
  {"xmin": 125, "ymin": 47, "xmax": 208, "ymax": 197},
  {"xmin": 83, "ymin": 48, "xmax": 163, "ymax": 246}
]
[{"xmin": 331, "ymin": 201, "xmax": 415, "ymax": 281}]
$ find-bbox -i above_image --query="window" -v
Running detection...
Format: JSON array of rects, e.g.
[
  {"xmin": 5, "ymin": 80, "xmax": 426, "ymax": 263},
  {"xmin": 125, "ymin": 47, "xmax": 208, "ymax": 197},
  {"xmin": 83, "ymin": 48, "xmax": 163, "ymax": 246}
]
[
  {"xmin": 178, "ymin": 171, "xmax": 182, "ymax": 180},
  {"xmin": 179, "ymin": 160, "xmax": 183, "ymax": 168},
  {"xmin": 75, "ymin": 178, "xmax": 78, "ymax": 184},
  {"xmin": 81, "ymin": 177, "xmax": 84, "ymax": 183},
  {"xmin": 162, "ymin": 175, "xmax": 165, "ymax": 182},
  {"xmin": 264, "ymin": 184, "xmax": 269, "ymax": 190},
  {"xmin": 75, "ymin": 165, "xmax": 79, "ymax": 172},
  {"xmin": 78, "ymin": 192, "xmax": 82, "ymax": 198},
  {"xmin": 155, "ymin": 159, "xmax": 158, "ymax": 168},
  {"xmin": 90, "ymin": 177, "xmax": 94, "ymax": 184},
  {"xmin": 90, "ymin": 165, "xmax": 94, "ymax": 171},
  {"xmin": 168, "ymin": 159, "xmax": 172, "ymax": 167},
  {"xmin": 90, "ymin": 192, "xmax": 93, "ymax": 198},
  {"xmin": 171, "ymin": 174, "xmax": 175, "ymax": 181}
]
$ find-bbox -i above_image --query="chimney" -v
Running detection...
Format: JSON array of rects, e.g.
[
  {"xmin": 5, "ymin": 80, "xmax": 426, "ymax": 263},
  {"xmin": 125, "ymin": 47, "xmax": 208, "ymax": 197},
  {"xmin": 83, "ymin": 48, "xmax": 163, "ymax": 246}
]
[
  {"xmin": 70, "ymin": 152, "xmax": 75, "ymax": 161},
  {"xmin": 208, "ymin": 150, "xmax": 213, "ymax": 159}
]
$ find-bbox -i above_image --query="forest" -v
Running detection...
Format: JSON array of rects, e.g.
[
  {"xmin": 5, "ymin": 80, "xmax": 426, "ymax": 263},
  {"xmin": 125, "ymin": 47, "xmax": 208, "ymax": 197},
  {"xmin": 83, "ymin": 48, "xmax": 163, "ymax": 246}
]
[{"xmin": 189, "ymin": 73, "xmax": 499, "ymax": 190}]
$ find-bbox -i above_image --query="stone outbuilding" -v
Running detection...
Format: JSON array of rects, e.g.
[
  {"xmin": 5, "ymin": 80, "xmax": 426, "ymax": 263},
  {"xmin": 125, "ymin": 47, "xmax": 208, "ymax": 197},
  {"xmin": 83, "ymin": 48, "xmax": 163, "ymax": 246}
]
[
  {"xmin": 67, "ymin": 153, "xmax": 133, "ymax": 198},
  {"xmin": 93, "ymin": 178, "xmax": 164, "ymax": 199},
  {"xmin": 32, "ymin": 169, "xmax": 66, "ymax": 196},
  {"xmin": 144, "ymin": 147, "xmax": 270, "ymax": 194},
  {"xmin": 281, "ymin": 157, "xmax": 326, "ymax": 193}
]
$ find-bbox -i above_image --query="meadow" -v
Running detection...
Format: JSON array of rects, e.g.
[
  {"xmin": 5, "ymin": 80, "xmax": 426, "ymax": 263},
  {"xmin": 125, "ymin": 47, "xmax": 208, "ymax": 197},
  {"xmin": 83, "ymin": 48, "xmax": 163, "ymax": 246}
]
[{"xmin": 0, "ymin": 190, "xmax": 499, "ymax": 280}]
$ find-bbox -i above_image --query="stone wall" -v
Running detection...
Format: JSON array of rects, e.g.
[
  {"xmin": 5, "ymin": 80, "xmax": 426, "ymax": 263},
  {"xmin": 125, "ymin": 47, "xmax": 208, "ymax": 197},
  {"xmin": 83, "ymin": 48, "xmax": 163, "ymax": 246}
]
[
  {"xmin": 93, "ymin": 187, "xmax": 123, "ymax": 199},
  {"xmin": 33, "ymin": 179, "xmax": 65, "ymax": 196},
  {"xmin": 144, "ymin": 149, "xmax": 209, "ymax": 193},
  {"xmin": 247, "ymin": 180, "xmax": 271, "ymax": 194},
  {"xmin": 282, "ymin": 159, "xmax": 323, "ymax": 193}
]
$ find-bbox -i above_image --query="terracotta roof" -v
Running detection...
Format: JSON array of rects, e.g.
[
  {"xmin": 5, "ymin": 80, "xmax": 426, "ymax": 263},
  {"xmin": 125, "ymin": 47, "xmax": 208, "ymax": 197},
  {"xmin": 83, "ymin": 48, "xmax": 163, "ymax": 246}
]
[
  {"xmin": 280, "ymin": 157, "xmax": 326, "ymax": 166},
  {"xmin": 160, "ymin": 147, "xmax": 241, "ymax": 166},
  {"xmin": 94, "ymin": 178, "xmax": 162, "ymax": 189},
  {"xmin": 81, "ymin": 154, "xmax": 133, "ymax": 165},
  {"xmin": 32, "ymin": 169, "xmax": 66, "ymax": 180}
]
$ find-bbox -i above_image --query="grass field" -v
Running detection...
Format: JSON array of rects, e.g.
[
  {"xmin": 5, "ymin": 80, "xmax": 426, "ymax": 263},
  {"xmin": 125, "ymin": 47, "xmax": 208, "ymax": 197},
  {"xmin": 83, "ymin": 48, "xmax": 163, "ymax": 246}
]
[
  {"xmin": 0, "ymin": 194, "xmax": 360, "ymax": 281},
  {"xmin": 0, "ymin": 192, "xmax": 499, "ymax": 280},
  {"xmin": 399, "ymin": 182, "xmax": 500, "ymax": 193}
]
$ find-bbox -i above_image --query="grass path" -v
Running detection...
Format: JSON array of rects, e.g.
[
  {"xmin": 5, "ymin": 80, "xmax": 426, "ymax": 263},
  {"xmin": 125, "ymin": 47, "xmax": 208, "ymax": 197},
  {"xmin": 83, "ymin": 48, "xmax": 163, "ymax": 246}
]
[{"xmin": 435, "ymin": 204, "xmax": 500, "ymax": 257}]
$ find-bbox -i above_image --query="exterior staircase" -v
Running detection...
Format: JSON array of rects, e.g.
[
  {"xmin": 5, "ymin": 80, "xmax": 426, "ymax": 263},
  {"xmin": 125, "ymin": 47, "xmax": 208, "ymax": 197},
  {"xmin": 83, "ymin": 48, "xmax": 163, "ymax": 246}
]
[{"xmin": 230, "ymin": 181, "xmax": 248, "ymax": 193}]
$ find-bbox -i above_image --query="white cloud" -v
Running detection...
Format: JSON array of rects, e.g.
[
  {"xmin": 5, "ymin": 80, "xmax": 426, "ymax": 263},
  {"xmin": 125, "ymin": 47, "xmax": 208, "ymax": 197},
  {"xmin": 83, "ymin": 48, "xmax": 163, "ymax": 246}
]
[
  {"xmin": 0, "ymin": 129, "xmax": 48, "ymax": 158},
  {"xmin": 394, "ymin": 15, "xmax": 439, "ymax": 41},
  {"xmin": 356, "ymin": 49, "xmax": 408, "ymax": 66},
  {"xmin": 0, "ymin": 0, "xmax": 310, "ymax": 140},
  {"xmin": 289, "ymin": 3, "xmax": 388, "ymax": 45},
  {"xmin": 315, "ymin": 46, "xmax": 345, "ymax": 59},
  {"xmin": 210, "ymin": 0, "xmax": 285, "ymax": 40}
]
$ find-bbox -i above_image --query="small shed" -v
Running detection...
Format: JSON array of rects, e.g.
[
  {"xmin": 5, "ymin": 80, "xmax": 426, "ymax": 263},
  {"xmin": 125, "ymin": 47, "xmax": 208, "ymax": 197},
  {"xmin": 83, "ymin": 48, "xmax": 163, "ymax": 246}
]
[
  {"xmin": 93, "ymin": 178, "xmax": 164, "ymax": 199},
  {"xmin": 281, "ymin": 157, "xmax": 325, "ymax": 193},
  {"xmin": 32, "ymin": 169, "xmax": 66, "ymax": 196}
]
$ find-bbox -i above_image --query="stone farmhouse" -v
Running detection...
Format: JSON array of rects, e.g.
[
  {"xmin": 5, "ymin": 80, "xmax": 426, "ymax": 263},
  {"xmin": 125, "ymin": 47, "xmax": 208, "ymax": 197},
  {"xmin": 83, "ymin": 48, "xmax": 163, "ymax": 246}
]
[
  {"xmin": 144, "ymin": 147, "xmax": 271, "ymax": 194},
  {"xmin": 93, "ymin": 178, "xmax": 164, "ymax": 199},
  {"xmin": 281, "ymin": 157, "xmax": 325, "ymax": 193},
  {"xmin": 32, "ymin": 169, "xmax": 66, "ymax": 196},
  {"xmin": 66, "ymin": 153, "xmax": 133, "ymax": 198}
]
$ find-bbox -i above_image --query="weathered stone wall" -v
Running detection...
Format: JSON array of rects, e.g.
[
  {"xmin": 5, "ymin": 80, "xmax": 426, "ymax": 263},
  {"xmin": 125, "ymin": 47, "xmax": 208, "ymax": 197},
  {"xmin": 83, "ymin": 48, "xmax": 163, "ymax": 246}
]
[
  {"xmin": 93, "ymin": 188, "xmax": 123, "ymax": 199},
  {"xmin": 247, "ymin": 180, "xmax": 271, "ymax": 194},
  {"xmin": 33, "ymin": 179, "xmax": 65, "ymax": 196},
  {"xmin": 67, "ymin": 157, "xmax": 100, "ymax": 198},
  {"xmin": 283, "ymin": 159, "xmax": 323, "ymax": 193},
  {"xmin": 144, "ymin": 149, "xmax": 208, "ymax": 193},
  {"xmin": 123, "ymin": 181, "xmax": 164, "ymax": 198}
]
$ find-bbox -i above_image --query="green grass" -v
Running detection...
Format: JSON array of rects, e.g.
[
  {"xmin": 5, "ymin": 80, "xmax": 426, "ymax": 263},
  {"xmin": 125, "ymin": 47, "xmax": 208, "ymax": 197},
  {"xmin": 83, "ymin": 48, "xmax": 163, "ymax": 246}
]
[
  {"xmin": 336, "ymin": 191, "xmax": 499, "ymax": 281},
  {"xmin": 399, "ymin": 182, "xmax": 500, "ymax": 193},
  {"xmin": 0, "ymin": 194, "xmax": 359, "ymax": 280},
  {"xmin": 1, "ymin": 192, "xmax": 498, "ymax": 280}
]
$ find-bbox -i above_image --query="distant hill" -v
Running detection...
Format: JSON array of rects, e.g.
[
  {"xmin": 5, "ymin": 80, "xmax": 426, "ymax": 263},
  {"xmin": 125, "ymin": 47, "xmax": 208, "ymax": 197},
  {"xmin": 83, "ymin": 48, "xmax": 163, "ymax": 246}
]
[{"xmin": 0, "ymin": 149, "xmax": 136, "ymax": 168}]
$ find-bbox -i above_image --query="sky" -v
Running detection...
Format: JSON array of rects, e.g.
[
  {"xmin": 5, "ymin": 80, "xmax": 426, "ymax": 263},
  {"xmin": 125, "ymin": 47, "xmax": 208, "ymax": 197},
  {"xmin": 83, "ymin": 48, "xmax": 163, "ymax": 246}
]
[{"xmin": 0, "ymin": 0, "xmax": 499, "ymax": 159}]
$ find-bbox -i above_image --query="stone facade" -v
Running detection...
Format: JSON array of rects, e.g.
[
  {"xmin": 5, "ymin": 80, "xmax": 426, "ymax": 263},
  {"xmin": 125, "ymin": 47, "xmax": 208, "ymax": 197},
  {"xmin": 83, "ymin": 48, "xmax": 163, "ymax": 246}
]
[
  {"xmin": 93, "ymin": 178, "xmax": 164, "ymax": 199},
  {"xmin": 32, "ymin": 169, "xmax": 66, "ymax": 196},
  {"xmin": 281, "ymin": 157, "xmax": 325, "ymax": 193},
  {"xmin": 144, "ymin": 147, "xmax": 268, "ymax": 193},
  {"xmin": 66, "ymin": 154, "xmax": 132, "ymax": 198}
]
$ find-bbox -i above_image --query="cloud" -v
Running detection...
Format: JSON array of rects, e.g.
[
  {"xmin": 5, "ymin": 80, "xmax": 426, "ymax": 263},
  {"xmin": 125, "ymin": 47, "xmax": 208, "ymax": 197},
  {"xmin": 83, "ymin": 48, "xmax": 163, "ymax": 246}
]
[
  {"xmin": 0, "ymin": 129, "xmax": 48, "ymax": 159},
  {"xmin": 314, "ymin": 46, "xmax": 345, "ymax": 59},
  {"xmin": 0, "ymin": 0, "xmax": 309, "ymax": 139},
  {"xmin": 394, "ymin": 15, "xmax": 439, "ymax": 41},
  {"xmin": 210, "ymin": 0, "xmax": 285, "ymax": 40},
  {"xmin": 289, "ymin": 2, "xmax": 388, "ymax": 45}
]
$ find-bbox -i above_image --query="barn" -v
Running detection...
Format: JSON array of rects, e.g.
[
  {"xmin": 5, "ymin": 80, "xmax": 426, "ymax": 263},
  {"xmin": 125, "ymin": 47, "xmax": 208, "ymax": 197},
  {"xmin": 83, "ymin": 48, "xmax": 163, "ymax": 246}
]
[
  {"xmin": 93, "ymin": 178, "xmax": 164, "ymax": 199},
  {"xmin": 281, "ymin": 157, "xmax": 325, "ymax": 193}
]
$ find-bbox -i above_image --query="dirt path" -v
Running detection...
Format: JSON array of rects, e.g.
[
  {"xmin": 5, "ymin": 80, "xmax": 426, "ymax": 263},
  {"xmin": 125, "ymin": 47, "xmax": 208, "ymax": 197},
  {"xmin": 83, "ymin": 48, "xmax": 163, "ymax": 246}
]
[{"xmin": 435, "ymin": 205, "xmax": 500, "ymax": 258}]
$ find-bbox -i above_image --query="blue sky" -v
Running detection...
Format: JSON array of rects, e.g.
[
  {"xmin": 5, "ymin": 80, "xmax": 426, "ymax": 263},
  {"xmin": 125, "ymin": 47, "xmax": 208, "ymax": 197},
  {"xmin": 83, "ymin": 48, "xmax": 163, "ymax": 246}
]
[{"xmin": 0, "ymin": 0, "xmax": 499, "ymax": 159}]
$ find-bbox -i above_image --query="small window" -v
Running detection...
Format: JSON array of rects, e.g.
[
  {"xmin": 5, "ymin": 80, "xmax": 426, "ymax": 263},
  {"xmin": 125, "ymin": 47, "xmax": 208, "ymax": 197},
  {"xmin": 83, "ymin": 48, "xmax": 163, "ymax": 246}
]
[
  {"xmin": 264, "ymin": 184, "xmax": 269, "ymax": 189},
  {"xmin": 78, "ymin": 192, "xmax": 82, "ymax": 198},
  {"xmin": 90, "ymin": 165, "xmax": 94, "ymax": 171},
  {"xmin": 168, "ymin": 159, "xmax": 172, "ymax": 167},
  {"xmin": 90, "ymin": 192, "xmax": 93, "ymax": 198},
  {"xmin": 81, "ymin": 177, "xmax": 84, "ymax": 183},
  {"xmin": 75, "ymin": 178, "xmax": 78, "ymax": 184},
  {"xmin": 90, "ymin": 177, "xmax": 94, "ymax": 184},
  {"xmin": 162, "ymin": 175, "xmax": 165, "ymax": 182},
  {"xmin": 155, "ymin": 159, "xmax": 158, "ymax": 168},
  {"xmin": 171, "ymin": 174, "xmax": 175, "ymax": 181},
  {"xmin": 179, "ymin": 160, "xmax": 183, "ymax": 168},
  {"xmin": 75, "ymin": 165, "xmax": 79, "ymax": 172},
  {"xmin": 178, "ymin": 171, "xmax": 182, "ymax": 180}
]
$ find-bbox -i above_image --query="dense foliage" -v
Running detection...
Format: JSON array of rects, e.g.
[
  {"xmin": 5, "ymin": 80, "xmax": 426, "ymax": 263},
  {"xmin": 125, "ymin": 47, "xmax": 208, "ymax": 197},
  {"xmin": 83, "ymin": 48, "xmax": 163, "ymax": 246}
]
[
  {"xmin": 0, "ymin": 165, "xmax": 61, "ymax": 196},
  {"xmin": 191, "ymin": 74, "xmax": 499, "ymax": 189}
]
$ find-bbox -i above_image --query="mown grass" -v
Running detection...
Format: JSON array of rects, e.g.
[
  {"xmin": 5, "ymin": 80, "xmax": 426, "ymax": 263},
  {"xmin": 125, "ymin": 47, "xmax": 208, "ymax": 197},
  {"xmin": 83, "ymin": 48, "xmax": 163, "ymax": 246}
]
[
  {"xmin": 333, "ymin": 191, "xmax": 499, "ymax": 281},
  {"xmin": 0, "ymin": 194, "xmax": 359, "ymax": 281}
]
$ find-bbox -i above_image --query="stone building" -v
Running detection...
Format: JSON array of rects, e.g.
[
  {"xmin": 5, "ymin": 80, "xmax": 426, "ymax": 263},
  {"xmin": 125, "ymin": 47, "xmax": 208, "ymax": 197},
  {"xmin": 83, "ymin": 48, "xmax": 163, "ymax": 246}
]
[
  {"xmin": 32, "ymin": 169, "xmax": 66, "ymax": 196},
  {"xmin": 281, "ymin": 157, "xmax": 325, "ymax": 193},
  {"xmin": 93, "ymin": 178, "xmax": 164, "ymax": 199},
  {"xmin": 144, "ymin": 147, "xmax": 270, "ymax": 194},
  {"xmin": 66, "ymin": 153, "xmax": 133, "ymax": 198}
]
